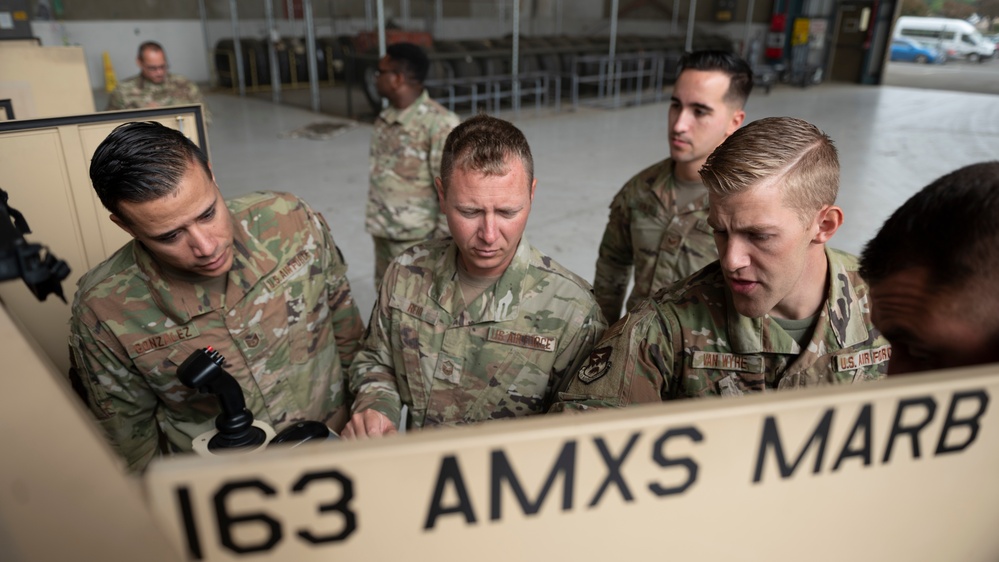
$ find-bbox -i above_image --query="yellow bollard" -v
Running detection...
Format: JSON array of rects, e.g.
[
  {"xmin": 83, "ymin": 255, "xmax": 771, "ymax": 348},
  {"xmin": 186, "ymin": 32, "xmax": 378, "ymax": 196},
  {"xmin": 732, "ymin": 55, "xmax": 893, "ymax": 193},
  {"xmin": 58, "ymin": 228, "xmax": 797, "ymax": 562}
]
[{"xmin": 103, "ymin": 51, "xmax": 117, "ymax": 93}]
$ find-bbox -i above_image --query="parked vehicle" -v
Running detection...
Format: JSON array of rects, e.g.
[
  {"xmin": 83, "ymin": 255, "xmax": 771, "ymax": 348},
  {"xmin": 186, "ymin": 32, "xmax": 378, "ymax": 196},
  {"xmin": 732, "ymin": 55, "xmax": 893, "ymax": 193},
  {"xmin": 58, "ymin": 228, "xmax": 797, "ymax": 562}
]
[
  {"xmin": 890, "ymin": 37, "xmax": 946, "ymax": 64},
  {"xmin": 893, "ymin": 16, "xmax": 995, "ymax": 62}
]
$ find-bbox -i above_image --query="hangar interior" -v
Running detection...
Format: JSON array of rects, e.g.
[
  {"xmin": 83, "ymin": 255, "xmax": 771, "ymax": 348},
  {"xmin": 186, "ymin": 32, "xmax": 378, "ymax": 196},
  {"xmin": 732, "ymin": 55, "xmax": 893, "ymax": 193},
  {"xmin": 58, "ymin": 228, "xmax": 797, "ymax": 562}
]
[
  {"xmin": 3, "ymin": 1, "xmax": 999, "ymax": 560},
  {"xmin": 24, "ymin": 0, "xmax": 898, "ymax": 112}
]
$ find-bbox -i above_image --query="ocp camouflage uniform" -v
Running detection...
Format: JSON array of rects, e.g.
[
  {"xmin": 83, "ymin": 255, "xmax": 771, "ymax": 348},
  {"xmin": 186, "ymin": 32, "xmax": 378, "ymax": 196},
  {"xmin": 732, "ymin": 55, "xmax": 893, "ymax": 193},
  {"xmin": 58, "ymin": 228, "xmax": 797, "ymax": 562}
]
[
  {"xmin": 553, "ymin": 249, "xmax": 889, "ymax": 411},
  {"xmin": 366, "ymin": 90, "xmax": 460, "ymax": 282},
  {"xmin": 106, "ymin": 73, "xmax": 211, "ymax": 124},
  {"xmin": 350, "ymin": 237, "xmax": 606, "ymax": 429},
  {"xmin": 593, "ymin": 158, "xmax": 717, "ymax": 323},
  {"xmin": 69, "ymin": 192, "xmax": 364, "ymax": 472}
]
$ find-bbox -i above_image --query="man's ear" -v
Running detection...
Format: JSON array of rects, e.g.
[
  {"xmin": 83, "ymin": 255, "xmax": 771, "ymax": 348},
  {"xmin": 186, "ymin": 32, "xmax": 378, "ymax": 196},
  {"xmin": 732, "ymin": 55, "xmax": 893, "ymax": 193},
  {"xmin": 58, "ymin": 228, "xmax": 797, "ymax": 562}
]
[
  {"xmin": 727, "ymin": 109, "xmax": 746, "ymax": 136},
  {"xmin": 812, "ymin": 205, "xmax": 844, "ymax": 244},
  {"xmin": 109, "ymin": 213, "xmax": 136, "ymax": 238},
  {"xmin": 529, "ymin": 177, "xmax": 537, "ymax": 202},
  {"xmin": 435, "ymin": 177, "xmax": 446, "ymax": 206}
]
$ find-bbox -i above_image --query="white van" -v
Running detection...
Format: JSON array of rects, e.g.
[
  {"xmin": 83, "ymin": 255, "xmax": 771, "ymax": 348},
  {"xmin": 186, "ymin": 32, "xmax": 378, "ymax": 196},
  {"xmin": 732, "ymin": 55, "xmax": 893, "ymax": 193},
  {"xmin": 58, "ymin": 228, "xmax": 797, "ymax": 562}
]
[{"xmin": 893, "ymin": 16, "xmax": 996, "ymax": 62}]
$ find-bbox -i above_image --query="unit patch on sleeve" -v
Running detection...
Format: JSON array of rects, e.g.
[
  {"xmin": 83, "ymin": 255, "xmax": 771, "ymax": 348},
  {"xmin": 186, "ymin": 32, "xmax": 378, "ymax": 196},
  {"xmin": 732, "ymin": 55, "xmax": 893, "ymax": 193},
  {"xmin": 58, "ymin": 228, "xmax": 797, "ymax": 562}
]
[{"xmin": 577, "ymin": 346, "xmax": 613, "ymax": 384}]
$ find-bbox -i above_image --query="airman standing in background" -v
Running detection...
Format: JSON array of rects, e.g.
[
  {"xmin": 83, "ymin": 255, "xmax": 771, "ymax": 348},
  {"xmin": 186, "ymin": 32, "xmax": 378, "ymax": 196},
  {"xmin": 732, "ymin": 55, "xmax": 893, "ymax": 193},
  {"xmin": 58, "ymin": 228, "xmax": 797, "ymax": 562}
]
[
  {"xmin": 367, "ymin": 42, "xmax": 460, "ymax": 286},
  {"xmin": 593, "ymin": 50, "xmax": 752, "ymax": 323}
]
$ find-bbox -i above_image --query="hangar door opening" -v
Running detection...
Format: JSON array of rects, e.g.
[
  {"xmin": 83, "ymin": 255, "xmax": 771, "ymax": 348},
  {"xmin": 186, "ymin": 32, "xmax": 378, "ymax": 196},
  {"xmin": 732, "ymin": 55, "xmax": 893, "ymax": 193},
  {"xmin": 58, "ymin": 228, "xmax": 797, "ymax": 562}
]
[{"xmin": 830, "ymin": 0, "xmax": 873, "ymax": 82}]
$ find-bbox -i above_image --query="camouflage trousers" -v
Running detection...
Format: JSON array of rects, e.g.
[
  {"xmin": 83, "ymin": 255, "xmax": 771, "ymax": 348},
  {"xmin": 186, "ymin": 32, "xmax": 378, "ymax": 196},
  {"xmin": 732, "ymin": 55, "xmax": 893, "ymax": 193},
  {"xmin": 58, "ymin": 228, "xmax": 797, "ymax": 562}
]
[{"xmin": 373, "ymin": 236, "xmax": 423, "ymax": 288}]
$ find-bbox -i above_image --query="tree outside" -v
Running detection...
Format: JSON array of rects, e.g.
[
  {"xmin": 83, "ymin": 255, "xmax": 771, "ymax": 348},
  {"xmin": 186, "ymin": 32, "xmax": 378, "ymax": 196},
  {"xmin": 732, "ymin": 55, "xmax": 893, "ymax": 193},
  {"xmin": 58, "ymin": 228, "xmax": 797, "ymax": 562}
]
[
  {"xmin": 977, "ymin": 0, "xmax": 999, "ymax": 31},
  {"xmin": 903, "ymin": 0, "xmax": 932, "ymax": 15},
  {"xmin": 941, "ymin": 0, "xmax": 976, "ymax": 18}
]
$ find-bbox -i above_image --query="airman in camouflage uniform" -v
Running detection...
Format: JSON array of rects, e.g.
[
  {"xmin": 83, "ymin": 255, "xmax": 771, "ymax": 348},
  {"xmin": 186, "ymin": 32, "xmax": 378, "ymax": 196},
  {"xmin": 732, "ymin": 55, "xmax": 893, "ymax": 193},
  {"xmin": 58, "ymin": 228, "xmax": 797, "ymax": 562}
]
[
  {"xmin": 350, "ymin": 238, "xmax": 605, "ymax": 428},
  {"xmin": 344, "ymin": 115, "xmax": 605, "ymax": 438},
  {"xmin": 595, "ymin": 159, "xmax": 717, "ymax": 322},
  {"xmin": 367, "ymin": 43, "xmax": 460, "ymax": 285},
  {"xmin": 594, "ymin": 51, "xmax": 753, "ymax": 323},
  {"xmin": 552, "ymin": 250, "xmax": 889, "ymax": 409},
  {"xmin": 106, "ymin": 73, "xmax": 206, "ymax": 112},
  {"xmin": 106, "ymin": 41, "xmax": 210, "ymax": 123},
  {"xmin": 69, "ymin": 123, "xmax": 363, "ymax": 472},
  {"xmin": 554, "ymin": 117, "xmax": 890, "ymax": 411}
]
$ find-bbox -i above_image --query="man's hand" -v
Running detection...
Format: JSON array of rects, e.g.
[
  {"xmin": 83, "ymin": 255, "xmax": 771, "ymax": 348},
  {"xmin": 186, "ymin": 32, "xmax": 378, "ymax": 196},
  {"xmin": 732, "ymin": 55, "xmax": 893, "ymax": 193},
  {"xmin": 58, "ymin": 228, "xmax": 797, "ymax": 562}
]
[{"xmin": 341, "ymin": 409, "xmax": 398, "ymax": 439}]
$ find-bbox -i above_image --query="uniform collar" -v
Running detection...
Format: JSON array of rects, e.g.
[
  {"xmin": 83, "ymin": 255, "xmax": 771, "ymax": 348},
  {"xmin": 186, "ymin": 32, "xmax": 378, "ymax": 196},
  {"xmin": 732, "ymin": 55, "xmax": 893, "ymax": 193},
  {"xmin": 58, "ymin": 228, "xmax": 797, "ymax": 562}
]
[
  {"xmin": 429, "ymin": 237, "xmax": 532, "ymax": 324},
  {"xmin": 134, "ymin": 206, "xmax": 274, "ymax": 324},
  {"xmin": 648, "ymin": 159, "xmax": 709, "ymax": 213},
  {"xmin": 380, "ymin": 89, "xmax": 430, "ymax": 127},
  {"xmin": 725, "ymin": 247, "xmax": 869, "ymax": 354}
]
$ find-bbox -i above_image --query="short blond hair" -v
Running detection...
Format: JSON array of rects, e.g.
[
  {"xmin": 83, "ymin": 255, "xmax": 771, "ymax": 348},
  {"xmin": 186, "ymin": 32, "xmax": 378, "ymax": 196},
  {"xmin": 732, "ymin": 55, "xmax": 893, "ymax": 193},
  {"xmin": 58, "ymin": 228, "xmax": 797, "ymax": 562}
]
[{"xmin": 699, "ymin": 116, "xmax": 839, "ymax": 221}]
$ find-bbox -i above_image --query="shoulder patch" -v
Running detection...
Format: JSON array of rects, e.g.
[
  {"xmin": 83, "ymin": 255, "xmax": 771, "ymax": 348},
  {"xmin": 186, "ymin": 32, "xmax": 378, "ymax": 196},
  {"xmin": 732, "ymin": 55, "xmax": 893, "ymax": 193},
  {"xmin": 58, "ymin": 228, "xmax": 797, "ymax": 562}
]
[{"xmin": 577, "ymin": 346, "xmax": 613, "ymax": 384}]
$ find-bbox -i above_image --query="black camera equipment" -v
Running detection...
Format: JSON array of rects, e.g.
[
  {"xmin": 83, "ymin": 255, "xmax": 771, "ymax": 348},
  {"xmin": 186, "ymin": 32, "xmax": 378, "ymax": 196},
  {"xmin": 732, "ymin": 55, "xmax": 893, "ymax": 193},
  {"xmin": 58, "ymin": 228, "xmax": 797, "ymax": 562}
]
[{"xmin": 0, "ymin": 188, "xmax": 71, "ymax": 303}]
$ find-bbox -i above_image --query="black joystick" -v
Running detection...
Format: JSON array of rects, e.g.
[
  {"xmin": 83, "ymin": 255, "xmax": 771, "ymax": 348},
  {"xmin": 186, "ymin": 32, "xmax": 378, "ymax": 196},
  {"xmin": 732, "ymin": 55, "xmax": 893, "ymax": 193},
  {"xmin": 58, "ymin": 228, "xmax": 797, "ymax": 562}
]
[{"xmin": 177, "ymin": 347, "xmax": 267, "ymax": 451}]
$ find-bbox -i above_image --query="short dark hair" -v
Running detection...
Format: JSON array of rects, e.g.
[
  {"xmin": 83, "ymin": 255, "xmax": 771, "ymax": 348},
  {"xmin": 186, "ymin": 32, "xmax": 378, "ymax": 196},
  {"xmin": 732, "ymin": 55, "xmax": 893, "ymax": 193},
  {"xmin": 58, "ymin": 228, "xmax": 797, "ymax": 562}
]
[
  {"xmin": 438, "ymin": 114, "xmax": 534, "ymax": 195},
  {"xmin": 137, "ymin": 41, "xmax": 165, "ymax": 60},
  {"xmin": 860, "ymin": 161, "xmax": 999, "ymax": 294},
  {"xmin": 89, "ymin": 121, "xmax": 211, "ymax": 221},
  {"xmin": 677, "ymin": 50, "xmax": 753, "ymax": 108},
  {"xmin": 386, "ymin": 42, "xmax": 429, "ymax": 84}
]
